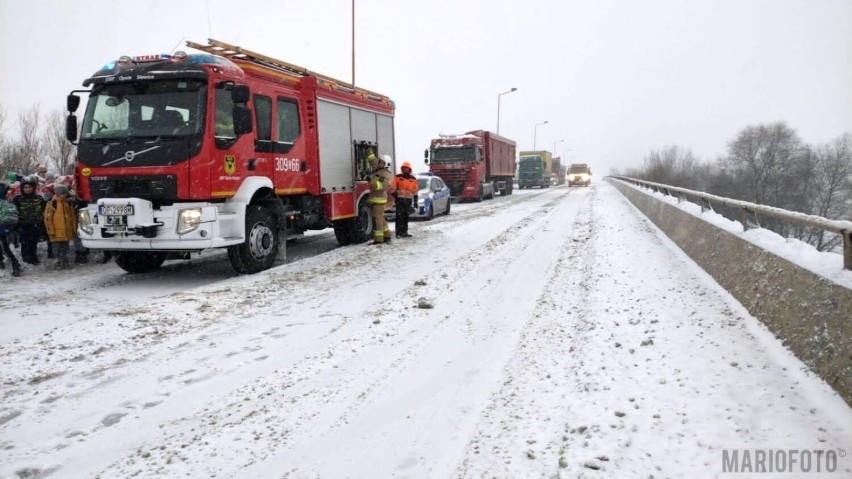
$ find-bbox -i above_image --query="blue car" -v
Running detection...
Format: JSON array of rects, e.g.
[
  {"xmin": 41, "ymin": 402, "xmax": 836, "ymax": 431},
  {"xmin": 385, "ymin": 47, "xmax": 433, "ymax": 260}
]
[{"xmin": 386, "ymin": 173, "xmax": 451, "ymax": 220}]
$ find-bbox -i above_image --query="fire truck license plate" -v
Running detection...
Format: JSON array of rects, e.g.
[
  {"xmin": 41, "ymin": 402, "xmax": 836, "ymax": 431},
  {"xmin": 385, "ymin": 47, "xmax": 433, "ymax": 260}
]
[{"xmin": 100, "ymin": 204, "xmax": 134, "ymax": 216}]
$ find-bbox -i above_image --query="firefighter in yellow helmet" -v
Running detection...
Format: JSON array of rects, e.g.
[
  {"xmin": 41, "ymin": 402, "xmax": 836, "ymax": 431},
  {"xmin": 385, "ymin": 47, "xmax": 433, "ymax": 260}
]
[{"xmin": 367, "ymin": 153, "xmax": 393, "ymax": 244}]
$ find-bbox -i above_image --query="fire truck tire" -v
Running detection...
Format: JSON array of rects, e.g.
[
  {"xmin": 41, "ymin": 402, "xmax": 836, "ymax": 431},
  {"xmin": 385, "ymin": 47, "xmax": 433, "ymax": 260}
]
[
  {"xmin": 333, "ymin": 220, "xmax": 353, "ymax": 245},
  {"xmin": 228, "ymin": 204, "xmax": 279, "ymax": 274},
  {"xmin": 333, "ymin": 200, "xmax": 372, "ymax": 245},
  {"xmin": 350, "ymin": 201, "xmax": 373, "ymax": 243},
  {"xmin": 115, "ymin": 251, "xmax": 167, "ymax": 274}
]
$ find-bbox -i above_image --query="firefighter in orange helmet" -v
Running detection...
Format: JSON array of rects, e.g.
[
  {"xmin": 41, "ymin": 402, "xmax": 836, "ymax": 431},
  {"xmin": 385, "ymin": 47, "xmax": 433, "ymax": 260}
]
[
  {"xmin": 366, "ymin": 152, "xmax": 393, "ymax": 244},
  {"xmin": 391, "ymin": 161, "xmax": 418, "ymax": 238}
]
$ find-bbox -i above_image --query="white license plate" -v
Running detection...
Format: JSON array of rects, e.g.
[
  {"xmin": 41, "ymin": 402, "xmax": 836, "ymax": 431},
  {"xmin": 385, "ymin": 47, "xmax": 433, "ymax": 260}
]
[{"xmin": 99, "ymin": 204, "xmax": 134, "ymax": 216}]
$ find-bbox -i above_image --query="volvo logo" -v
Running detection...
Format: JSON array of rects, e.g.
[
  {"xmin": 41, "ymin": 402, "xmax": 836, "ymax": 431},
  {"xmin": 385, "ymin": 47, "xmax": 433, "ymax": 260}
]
[{"xmin": 103, "ymin": 145, "xmax": 161, "ymax": 167}]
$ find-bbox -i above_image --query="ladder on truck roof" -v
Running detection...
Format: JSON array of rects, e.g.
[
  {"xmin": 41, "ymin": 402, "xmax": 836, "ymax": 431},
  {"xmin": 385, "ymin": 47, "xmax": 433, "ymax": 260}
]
[{"xmin": 186, "ymin": 38, "xmax": 390, "ymax": 103}]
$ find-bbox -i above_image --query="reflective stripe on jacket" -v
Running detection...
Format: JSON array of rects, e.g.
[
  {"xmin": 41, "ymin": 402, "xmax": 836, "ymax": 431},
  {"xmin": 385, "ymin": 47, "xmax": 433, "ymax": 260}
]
[
  {"xmin": 391, "ymin": 174, "xmax": 418, "ymax": 199},
  {"xmin": 368, "ymin": 167, "xmax": 392, "ymax": 205}
]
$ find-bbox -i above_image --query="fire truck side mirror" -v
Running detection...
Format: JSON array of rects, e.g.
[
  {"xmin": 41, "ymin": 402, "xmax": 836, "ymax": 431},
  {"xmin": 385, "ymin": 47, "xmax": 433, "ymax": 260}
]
[
  {"xmin": 423, "ymin": 149, "xmax": 429, "ymax": 165},
  {"xmin": 66, "ymin": 115, "xmax": 78, "ymax": 143},
  {"xmin": 233, "ymin": 106, "xmax": 253, "ymax": 136},
  {"xmin": 67, "ymin": 94, "xmax": 81, "ymax": 113},
  {"xmin": 231, "ymin": 85, "xmax": 251, "ymax": 103}
]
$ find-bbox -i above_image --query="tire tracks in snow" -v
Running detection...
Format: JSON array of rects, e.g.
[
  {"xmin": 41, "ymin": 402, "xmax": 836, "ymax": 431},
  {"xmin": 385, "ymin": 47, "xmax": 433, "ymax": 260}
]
[
  {"xmin": 454, "ymin": 185, "xmax": 600, "ymax": 478},
  {"xmin": 93, "ymin": 188, "xmax": 582, "ymax": 478}
]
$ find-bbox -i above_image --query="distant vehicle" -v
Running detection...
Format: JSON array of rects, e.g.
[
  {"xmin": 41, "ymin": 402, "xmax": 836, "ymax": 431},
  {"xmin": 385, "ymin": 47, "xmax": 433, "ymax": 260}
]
[
  {"xmin": 386, "ymin": 173, "xmax": 451, "ymax": 221},
  {"xmin": 552, "ymin": 157, "xmax": 566, "ymax": 185},
  {"xmin": 424, "ymin": 130, "xmax": 516, "ymax": 201},
  {"xmin": 550, "ymin": 174, "xmax": 558, "ymax": 186},
  {"xmin": 518, "ymin": 150, "xmax": 553, "ymax": 189},
  {"xmin": 567, "ymin": 164, "xmax": 592, "ymax": 187}
]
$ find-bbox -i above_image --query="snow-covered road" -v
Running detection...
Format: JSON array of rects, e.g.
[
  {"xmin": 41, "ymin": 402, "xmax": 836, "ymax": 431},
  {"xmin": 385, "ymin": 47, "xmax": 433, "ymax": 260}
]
[{"xmin": 1, "ymin": 182, "xmax": 850, "ymax": 478}]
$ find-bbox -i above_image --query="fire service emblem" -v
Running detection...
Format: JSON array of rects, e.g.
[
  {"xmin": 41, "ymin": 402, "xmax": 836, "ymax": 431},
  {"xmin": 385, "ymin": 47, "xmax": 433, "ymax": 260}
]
[{"xmin": 224, "ymin": 155, "xmax": 236, "ymax": 175}]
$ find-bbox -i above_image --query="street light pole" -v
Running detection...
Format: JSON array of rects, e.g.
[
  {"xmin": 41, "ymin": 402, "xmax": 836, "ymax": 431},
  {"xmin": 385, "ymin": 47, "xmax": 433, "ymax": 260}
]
[
  {"xmin": 533, "ymin": 120, "xmax": 548, "ymax": 151},
  {"xmin": 496, "ymin": 87, "xmax": 517, "ymax": 135},
  {"xmin": 351, "ymin": 0, "xmax": 355, "ymax": 87}
]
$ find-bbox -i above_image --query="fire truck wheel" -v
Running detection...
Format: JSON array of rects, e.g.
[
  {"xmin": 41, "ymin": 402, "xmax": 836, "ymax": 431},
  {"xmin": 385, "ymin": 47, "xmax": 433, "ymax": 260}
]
[
  {"xmin": 333, "ymin": 220, "xmax": 353, "ymax": 245},
  {"xmin": 333, "ymin": 200, "xmax": 372, "ymax": 245},
  {"xmin": 350, "ymin": 201, "xmax": 373, "ymax": 243},
  {"xmin": 229, "ymin": 204, "xmax": 279, "ymax": 274},
  {"xmin": 115, "ymin": 252, "xmax": 167, "ymax": 274}
]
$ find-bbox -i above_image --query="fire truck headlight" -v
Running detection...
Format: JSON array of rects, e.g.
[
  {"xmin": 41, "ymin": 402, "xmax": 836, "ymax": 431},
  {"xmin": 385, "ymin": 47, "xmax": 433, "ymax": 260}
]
[
  {"xmin": 177, "ymin": 208, "xmax": 203, "ymax": 234},
  {"xmin": 78, "ymin": 209, "xmax": 94, "ymax": 235}
]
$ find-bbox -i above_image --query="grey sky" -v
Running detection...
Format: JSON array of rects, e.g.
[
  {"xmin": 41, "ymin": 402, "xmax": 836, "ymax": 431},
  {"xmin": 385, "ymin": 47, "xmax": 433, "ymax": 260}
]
[{"xmin": 1, "ymin": 0, "xmax": 850, "ymax": 175}]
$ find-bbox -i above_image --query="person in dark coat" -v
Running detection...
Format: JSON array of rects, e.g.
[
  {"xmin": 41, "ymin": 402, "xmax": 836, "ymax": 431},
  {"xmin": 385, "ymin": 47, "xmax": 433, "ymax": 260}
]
[
  {"xmin": 13, "ymin": 176, "xmax": 46, "ymax": 265},
  {"xmin": 0, "ymin": 182, "xmax": 22, "ymax": 276}
]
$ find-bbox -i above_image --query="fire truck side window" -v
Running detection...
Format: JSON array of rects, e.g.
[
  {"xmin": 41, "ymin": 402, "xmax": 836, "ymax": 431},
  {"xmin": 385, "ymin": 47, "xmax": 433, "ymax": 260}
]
[
  {"xmin": 214, "ymin": 86, "xmax": 236, "ymax": 139},
  {"xmin": 253, "ymin": 95, "xmax": 273, "ymax": 153},
  {"xmin": 276, "ymin": 98, "xmax": 300, "ymax": 153}
]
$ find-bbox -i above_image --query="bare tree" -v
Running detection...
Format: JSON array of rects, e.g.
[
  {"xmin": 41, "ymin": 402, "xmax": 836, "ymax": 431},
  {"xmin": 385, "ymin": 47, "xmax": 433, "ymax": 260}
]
[
  {"xmin": 15, "ymin": 104, "xmax": 42, "ymax": 175},
  {"xmin": 723, "ymin": 121, "xmax": 802, "ymax": 205},
  {"xmin": 43, "ymin": 109, "xmax": 76, "ymax": 175},
  {"xmin": 640, "ymin": 145, "xmax": 707, "ymax": 190},
  {"xmin": 808, "ymin": 134, "xmax": 852, "ymax": 250}
]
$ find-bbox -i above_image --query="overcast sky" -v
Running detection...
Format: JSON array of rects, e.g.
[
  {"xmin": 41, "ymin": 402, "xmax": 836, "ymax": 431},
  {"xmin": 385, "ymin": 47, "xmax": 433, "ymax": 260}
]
[{"xmin": 1, "ymin": 0, "xmax": 850, "ymax": 175}]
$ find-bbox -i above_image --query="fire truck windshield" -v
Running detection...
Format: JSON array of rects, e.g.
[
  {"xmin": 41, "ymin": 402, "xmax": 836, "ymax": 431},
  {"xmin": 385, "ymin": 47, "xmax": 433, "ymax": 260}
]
[
  {"xmin": 81, "ymin": 80, "xmax": 206, "ymax": 141},
  {"xmin": 432, "ymin": 145, "xmax": 476, "ymax": 163}
]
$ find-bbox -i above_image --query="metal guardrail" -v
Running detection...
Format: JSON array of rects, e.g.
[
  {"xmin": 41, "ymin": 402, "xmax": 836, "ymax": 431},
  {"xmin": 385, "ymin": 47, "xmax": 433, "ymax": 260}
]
[{"xmin": 610, "ymin": 176, "xmax": 852, "ymax": 270}]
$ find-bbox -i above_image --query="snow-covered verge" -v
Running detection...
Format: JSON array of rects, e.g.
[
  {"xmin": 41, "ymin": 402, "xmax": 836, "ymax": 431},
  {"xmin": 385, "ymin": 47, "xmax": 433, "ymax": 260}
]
[
  {"xmin": 613, "ymin": 179, "xmax": 852, "ymax": 290},
  {"xmin": 1, "ymin": 183, "xmax": 850, "ymax": 478}
]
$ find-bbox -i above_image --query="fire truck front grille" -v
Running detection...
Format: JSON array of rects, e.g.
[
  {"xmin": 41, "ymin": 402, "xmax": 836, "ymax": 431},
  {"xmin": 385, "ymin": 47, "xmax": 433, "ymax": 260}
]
[{"xmin": 89, "ymin": 175, "xmax": 178, "ymax": 202}]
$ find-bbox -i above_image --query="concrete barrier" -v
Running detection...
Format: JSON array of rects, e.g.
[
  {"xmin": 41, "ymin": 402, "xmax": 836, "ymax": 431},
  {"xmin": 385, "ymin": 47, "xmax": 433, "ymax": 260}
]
[{"xmin": 609, "ymin": 179, "xmax": 852, "ymax": 406}]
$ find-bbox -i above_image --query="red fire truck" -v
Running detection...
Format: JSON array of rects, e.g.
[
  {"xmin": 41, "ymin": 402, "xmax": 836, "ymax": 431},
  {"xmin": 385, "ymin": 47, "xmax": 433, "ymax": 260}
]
[
  {"xmin": 424, "ymin": 130, "xmax": 516, "ymax": 201},
  {"xmin": 66, "ymin": 39, "xmax": 395, "ymax": 274}
]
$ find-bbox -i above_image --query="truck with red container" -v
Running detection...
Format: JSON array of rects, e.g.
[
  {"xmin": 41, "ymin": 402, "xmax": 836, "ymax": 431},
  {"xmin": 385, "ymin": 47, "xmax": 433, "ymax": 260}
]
[
  {"xmin": 423, "ymin": 130, "xmax": 516, "ymax": 201},
  {"xmin": 65, "ymin": 39, "xmax": 395, "ymax": 274}
]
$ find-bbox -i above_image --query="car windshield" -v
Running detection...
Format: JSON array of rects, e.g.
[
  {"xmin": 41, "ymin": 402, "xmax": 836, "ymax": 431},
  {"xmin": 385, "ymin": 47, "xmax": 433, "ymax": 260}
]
[
  {"xmin": 81, "ymin": 79, "xmax": 206, "ymax": 140},
  {"xmin": 417, "ymin": 179, "xmax": 430, "ymax": 189},
  {"xmin": 569, "ymin": 166, "xmax": 589, "ymax": 174}
]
